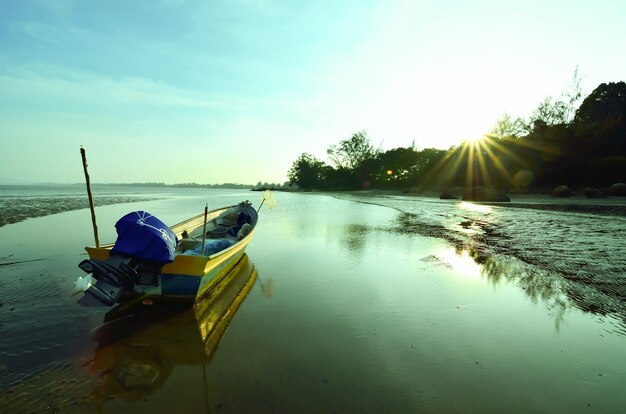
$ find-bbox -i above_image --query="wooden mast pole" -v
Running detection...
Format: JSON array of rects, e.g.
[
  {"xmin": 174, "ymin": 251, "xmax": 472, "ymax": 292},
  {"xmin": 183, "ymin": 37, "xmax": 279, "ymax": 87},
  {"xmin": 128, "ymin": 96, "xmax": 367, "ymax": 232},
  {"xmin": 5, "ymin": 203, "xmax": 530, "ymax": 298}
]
[
  {"xmin": 80, "ymin": 146, "xmax": 100, "ymax": 248},
  {"xmin": 201, "ymin": 203, "xmax": 208, "ymax": 255}
]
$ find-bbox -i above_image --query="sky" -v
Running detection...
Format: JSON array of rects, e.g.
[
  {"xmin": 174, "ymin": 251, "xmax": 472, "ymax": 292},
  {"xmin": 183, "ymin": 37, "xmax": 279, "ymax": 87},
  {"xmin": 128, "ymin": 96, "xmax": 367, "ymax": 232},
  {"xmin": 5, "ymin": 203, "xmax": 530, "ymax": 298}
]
[{"xmin": 1, "ymin": 0, "xmax": 625, "ymax": 184}]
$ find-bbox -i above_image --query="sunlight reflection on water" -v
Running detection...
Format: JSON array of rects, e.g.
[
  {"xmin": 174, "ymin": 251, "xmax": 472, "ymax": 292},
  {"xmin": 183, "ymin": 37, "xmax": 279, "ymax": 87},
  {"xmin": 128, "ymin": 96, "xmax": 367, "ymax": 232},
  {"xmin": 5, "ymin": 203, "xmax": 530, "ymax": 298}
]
[
  {"xmin": 458, "ymin": 201, "xmax": 493, "ymax": 214},
  {"xmin": 438, "ymin": 248, "xmax": 483, "ymax": 280}
]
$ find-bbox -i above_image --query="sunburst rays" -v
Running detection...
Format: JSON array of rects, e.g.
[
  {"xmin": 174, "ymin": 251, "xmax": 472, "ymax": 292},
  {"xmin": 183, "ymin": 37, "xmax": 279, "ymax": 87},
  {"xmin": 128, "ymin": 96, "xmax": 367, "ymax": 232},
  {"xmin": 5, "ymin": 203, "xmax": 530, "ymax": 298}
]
[{"xmin": 420, "ymin": 134, "xmax": 531, "ymax": 189}]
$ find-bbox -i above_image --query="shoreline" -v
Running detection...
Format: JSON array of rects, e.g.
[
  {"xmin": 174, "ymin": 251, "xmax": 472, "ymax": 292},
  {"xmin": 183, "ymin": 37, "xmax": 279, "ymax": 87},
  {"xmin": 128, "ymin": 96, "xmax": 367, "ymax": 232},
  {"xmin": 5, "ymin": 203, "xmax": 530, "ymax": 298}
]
[{"xmin": 300, "ymin": 190, "xmax": 626, "ymax": 207}]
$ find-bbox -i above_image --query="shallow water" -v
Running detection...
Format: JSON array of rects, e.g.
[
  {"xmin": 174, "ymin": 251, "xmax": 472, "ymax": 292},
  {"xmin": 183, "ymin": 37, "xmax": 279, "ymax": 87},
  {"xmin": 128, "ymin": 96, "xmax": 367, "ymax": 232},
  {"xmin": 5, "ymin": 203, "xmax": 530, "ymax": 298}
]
[{"xmin": 0, "ymin": 188, "xmax": 625, "ymax": 413}]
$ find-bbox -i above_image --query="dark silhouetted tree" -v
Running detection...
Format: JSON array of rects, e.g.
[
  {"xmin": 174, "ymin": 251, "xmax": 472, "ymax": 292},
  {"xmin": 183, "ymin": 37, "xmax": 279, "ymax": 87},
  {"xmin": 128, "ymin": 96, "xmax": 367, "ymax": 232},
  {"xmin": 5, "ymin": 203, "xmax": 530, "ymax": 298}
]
[
  {"xmin": 287, "ymin": 153, "xmax": 326, "ymax": 189},
  {"xmin": 574, "ymin": 81, "xmax": 626, "ymax": 126},
  {"xmin": 374, "ymin": 147, "xmax": 420, "ymax": 187},
  {"xmin": 573, "ymin": 81, "xmax": 626, "ymax": 179},
  {"xmin": 327, "ymin": 131, "xmax": 378, "ymax": 170},
  {"xmin": 530, "ymin": 67, "xmax": 583, "ymax": 126},
  {"xmin": 490, "ymin": 114, "xmax": 529, "ymax": 138}
]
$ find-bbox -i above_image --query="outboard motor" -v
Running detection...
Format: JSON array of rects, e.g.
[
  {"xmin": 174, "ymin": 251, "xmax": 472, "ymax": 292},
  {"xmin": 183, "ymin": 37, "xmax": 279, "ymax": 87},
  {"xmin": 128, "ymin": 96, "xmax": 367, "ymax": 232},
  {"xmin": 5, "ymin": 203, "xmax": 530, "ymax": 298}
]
[
  {"xmin": 76, "ymin": 255, "xmax": 143, "ymax": 306},
  {"xmin": 76, "ymin": 211, "xmax": 178, "ymax": 307}
]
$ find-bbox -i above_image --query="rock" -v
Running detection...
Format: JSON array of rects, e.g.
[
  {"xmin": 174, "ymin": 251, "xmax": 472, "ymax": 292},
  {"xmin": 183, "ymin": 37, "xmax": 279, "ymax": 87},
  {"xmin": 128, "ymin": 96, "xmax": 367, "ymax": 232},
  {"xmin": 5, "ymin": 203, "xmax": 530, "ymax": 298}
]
[
  {"xmin": 462, "ymin": 186, "xmax": 510, "ymax": 202},
  {"xmin": 608, "ymin": 183, "xmax": 626, "ymax": 196},
  {"xmin": 439, "ymin": 192, "xmax": 457, "ymax": 200},
  {"xmin": 116, "ymin": 363, "xmax": 160, "ymax": 389},
  {"xmin": 585, "ymin": 188, "xmax": 607, "ymax": 198},
  {"xmin": 551, "ymin": 185, "xmax": 572, "ymax": 197},
  {"xmin": 407, "ymin": 186, "xmax": 423, "ymax": 194}
]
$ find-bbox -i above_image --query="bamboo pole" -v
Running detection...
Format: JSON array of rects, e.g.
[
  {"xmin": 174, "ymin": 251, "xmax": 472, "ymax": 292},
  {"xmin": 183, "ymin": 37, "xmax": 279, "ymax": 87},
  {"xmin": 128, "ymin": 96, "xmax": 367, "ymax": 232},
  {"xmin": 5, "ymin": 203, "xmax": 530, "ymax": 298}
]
[
  {"xmin": 80, "ymin": 146, "xmax": 100, "ymax": 248},
  {"xmin": 201, "ymin": 203, "xmax": 208, "ymax": 255}
]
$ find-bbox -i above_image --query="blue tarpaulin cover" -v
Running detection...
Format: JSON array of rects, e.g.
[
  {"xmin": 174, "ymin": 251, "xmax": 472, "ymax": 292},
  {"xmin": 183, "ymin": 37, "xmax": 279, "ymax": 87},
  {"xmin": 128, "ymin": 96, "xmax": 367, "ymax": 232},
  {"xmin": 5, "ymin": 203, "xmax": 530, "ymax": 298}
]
[
  {"xmin": 182, "ymin": 239, "xmax": 235, "ymax": 256},
  {"xmin": 111, "ymin": 211, "xmax": 178, "ymax": 263}
]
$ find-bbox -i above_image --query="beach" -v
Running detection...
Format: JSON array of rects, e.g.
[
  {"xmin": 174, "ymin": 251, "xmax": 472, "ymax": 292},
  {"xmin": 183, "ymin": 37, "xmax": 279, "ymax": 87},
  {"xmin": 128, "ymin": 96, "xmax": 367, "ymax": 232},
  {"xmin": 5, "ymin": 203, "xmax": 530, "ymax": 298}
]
[{"xmin": 1, "ymin": 186, "xmax": 625, "ymax": 413}]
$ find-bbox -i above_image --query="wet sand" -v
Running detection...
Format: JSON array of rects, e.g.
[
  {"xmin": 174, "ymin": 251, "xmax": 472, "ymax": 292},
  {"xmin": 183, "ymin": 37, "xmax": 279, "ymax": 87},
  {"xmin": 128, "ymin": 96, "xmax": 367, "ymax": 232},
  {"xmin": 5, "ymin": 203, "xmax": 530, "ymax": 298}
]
[
  {"xmin": 0, "ymin": 195, "xmax": 160, "ymax": 227},
  {"xmin": 1, "ymin": 189, "xmax": 625, "ymax": 413}
]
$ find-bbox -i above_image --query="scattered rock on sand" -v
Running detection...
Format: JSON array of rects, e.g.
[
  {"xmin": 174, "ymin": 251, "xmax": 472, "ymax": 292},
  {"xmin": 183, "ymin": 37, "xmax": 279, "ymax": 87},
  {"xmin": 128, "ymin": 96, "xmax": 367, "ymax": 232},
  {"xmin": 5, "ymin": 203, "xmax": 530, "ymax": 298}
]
[
  {"xmin": 439, "ymin": 192, "xmax": 458, "ymax": 200},
  {"xmin": 585, "ymin": 188, "xmax": 607, "ymax": 198},
  {"xmin": 551, "ymin": 185, "xmax": 572, "ymax": 197},
  {"xmin": 608, "ymin": 183, "xmax": 626, "ymax": 196},
  {"xmin": 462, "ymin": 187, "xmax": 510, "ymax": 202}
]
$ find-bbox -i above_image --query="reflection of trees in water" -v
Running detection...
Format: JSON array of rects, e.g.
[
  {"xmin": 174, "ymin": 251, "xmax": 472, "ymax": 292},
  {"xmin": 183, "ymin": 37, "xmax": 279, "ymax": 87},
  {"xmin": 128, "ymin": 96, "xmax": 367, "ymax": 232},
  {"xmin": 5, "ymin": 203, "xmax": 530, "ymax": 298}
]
[
  {"xmin": 466, "ymin": 244, "xmax": 569, "ymax": 332},
  {"xmin": 340, "ymin": 224, "xmax": 370, "ymax": 253},
  {"xmin": 394, "ymin": 209, "xmax": 626, "ymax": 330},
  {"xmin": 467, "ymin": 227, "xmax": 626, "ymax": 328},
  {"xmin": 394, "ymin": 212, "xmax": 575, "ymax": 331}
]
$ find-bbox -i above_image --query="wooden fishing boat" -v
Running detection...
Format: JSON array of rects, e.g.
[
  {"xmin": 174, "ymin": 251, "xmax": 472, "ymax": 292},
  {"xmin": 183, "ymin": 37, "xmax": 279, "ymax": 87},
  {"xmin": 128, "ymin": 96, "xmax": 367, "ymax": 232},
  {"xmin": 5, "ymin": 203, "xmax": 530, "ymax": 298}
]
[{"xmin": 75, "ymin": 201, "xmax": 258, "ymax": 307}]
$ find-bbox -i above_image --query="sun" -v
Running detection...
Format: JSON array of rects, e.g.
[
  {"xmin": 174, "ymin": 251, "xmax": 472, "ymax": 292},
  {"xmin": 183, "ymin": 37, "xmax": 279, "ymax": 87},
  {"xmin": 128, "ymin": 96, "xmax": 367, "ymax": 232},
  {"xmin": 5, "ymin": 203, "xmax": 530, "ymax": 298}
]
[{"xmin": 463, "ymin": 135, "xmax": 485, "ymax": 145}]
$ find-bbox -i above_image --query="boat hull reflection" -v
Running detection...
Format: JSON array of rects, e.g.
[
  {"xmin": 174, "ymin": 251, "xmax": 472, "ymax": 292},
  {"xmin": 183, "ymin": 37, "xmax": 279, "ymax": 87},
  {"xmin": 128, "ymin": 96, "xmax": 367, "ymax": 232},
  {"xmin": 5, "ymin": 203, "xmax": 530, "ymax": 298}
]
[{"xmin": 88, "ymin": 253, "xmax": 257, "ymax": 404}]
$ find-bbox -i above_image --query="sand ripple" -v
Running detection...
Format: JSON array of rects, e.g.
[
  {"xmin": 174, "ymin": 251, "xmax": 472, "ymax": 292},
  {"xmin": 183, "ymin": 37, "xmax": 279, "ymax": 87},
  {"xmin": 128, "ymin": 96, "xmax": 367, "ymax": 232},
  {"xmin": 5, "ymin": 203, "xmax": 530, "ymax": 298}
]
[{"xmin": 0, "ymin": 196, "xmax": 160, "ymax": 227}]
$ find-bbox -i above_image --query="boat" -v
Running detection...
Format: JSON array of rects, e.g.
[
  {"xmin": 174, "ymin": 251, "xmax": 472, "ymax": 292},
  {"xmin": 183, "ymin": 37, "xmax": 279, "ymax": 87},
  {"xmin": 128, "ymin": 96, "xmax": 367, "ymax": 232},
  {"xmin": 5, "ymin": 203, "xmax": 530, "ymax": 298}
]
[{"xmin": 74, "ymin": 200, "xmax": 259, "ymax": 307}]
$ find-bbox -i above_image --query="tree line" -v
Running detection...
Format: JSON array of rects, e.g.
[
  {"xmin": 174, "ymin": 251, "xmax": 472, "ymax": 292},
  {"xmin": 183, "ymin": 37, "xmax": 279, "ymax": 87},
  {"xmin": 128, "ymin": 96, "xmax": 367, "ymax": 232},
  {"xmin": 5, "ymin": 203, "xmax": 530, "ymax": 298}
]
[{"xmin": 287, "ymin": 77, "xmax": 626, "ymax": 192}]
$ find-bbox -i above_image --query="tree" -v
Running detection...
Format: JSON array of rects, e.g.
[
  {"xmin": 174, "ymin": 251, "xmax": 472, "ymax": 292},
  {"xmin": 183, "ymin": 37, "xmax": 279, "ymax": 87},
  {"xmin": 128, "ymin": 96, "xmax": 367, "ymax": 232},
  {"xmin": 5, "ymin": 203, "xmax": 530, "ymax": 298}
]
[
  {"xmin": 376, "ymin": 147, "xmax": 420, "ymax": 184},
  {"xmin": 327, "ymin": 131, "xmax": 378, "ymax": 169},
  {"xmin": 529, "ymin": 97, "xmax": 570, "ymax": 126},
  {"xmin": 490, "ymin": 114, "xmax": 529, "ymax": 138},
  {"xmin": 287, "ymin": 153, "xmax": 326, "ymax": 189},
  {"xmin": 574, "ymin": 81, "xmax": 626, "ymax": 157},
  {"xmin": 530, "ymin": 67, "xmax": 584, "ymax": 126},
  {"xmin": 574, "ymin": 81, "xmax": 626, "ymax": 125}
]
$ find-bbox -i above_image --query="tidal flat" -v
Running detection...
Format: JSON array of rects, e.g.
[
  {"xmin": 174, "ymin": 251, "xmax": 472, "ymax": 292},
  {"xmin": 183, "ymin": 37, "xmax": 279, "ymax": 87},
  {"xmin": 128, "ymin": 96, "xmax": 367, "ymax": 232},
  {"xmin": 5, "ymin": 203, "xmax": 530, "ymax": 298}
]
[{"xmin": 0, "ymin": 187, "xmax": 625, "ymax": 413}]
